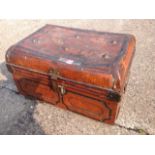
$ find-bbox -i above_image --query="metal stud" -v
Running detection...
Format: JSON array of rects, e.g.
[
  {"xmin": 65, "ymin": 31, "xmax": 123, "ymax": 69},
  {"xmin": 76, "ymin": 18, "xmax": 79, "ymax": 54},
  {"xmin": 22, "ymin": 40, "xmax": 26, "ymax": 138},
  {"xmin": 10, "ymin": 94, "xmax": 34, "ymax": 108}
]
[
  {"xmin": 102, "ymin": 53, "xmax": 110, "ymax": 59},
  {"xmin": 32, "ymin": 38, "xmax": 40, "ymax": 44},
  {"xmin": 75, "ymin": 35, "xmax": 80, "ymax": 39},
  {"xmin": 111, "ymin": 40, "xmax": 117, "ymax": 45}
]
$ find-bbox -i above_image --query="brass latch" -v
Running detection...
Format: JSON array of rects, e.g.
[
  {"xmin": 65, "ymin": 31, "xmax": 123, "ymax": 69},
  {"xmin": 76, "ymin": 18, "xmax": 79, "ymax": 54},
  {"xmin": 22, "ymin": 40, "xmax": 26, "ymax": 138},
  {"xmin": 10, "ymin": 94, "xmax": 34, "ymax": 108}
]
[
  {"xmin": 58, "ymin": 85, "xmax": 66, "ymax": 95},
  {"xmin": 49, "ymin": 69, "xmax": 66, "ymax": 95}
]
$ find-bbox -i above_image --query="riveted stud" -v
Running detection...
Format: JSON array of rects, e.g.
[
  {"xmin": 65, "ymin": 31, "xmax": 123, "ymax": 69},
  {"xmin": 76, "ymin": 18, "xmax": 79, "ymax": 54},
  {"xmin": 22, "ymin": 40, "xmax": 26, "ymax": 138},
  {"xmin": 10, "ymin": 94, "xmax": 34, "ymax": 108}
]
[
  {"xmin": 101, "ymin": 53, "xmax": 110, "ymax": 59},
  {"xmin": 32, "ymin": 38, "xmax": 40, "ymax": 44},
  {"xmin": 111, "ymin": 40, "xmax": 117, "ymax": 45},
  {"xmin": 75, "ymin": 35, "xmax": 80, "ymax": 39}
]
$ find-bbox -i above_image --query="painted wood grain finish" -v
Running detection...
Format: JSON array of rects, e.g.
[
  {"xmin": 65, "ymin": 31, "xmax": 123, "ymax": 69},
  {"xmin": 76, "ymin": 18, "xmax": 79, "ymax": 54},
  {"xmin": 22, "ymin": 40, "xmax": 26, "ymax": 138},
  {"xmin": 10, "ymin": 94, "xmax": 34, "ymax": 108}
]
[{"xmin": 5, "ymin": 24, "xmax": 136, "ymax": 124}]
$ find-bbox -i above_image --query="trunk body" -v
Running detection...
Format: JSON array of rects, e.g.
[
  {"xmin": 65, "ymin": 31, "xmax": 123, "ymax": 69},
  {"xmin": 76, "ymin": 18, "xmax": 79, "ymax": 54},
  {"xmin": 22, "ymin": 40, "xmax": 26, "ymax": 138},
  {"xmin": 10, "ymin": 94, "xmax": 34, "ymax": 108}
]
[{"xmin": 5, "ymin": 25, "xmax": 136, "ymax": 124}]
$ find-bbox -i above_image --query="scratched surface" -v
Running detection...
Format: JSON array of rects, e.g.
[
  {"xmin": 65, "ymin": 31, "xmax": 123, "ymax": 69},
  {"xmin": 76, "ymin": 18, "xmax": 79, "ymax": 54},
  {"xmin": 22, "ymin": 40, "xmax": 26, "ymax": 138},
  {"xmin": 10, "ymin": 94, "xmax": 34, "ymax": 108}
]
[
  {"xmin": 0, "ymin": 20, "xmax": 155, "ymax": 134},
  {"xmin": 17, "ymin": 24, "xmax": 127, "ymax": 68}
]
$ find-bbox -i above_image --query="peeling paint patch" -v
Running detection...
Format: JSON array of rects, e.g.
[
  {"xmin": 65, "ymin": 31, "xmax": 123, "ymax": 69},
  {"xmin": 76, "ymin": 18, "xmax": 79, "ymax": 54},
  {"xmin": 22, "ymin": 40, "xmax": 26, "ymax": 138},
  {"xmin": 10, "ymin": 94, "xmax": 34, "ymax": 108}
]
[{"xmin": 58, "ymin": 57, "xmax": 81, "ymax": 66}]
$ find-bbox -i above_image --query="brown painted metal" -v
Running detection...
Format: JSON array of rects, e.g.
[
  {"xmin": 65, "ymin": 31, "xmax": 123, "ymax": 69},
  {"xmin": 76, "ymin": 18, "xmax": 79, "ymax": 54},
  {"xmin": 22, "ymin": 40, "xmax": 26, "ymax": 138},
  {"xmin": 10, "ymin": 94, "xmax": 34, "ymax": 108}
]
[{"xmin": 5, "ymin": 24, "xmax": 136, "ymax": 124}]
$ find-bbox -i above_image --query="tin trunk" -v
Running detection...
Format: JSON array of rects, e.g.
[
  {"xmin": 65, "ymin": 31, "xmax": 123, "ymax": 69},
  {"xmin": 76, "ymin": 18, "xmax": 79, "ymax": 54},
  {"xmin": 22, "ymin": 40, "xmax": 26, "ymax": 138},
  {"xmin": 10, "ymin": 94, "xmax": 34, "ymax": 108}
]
[{"xmin": 5, "ymin": 24, "xmax": 136, "ymax": 124}]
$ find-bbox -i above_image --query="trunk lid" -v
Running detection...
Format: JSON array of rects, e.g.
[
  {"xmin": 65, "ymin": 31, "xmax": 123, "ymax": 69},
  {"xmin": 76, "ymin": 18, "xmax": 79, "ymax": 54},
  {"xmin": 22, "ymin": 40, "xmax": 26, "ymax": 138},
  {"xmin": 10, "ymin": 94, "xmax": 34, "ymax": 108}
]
[{"xmin": 6, "ymin": 24, "xmax": 136, "ymax": 94}]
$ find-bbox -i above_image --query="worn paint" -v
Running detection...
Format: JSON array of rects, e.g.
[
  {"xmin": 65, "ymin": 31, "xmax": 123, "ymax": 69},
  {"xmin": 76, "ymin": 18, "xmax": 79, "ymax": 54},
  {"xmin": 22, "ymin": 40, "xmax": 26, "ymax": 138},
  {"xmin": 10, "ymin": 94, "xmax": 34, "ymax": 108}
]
[{"xmin": 5, "ymin": 24, "xmax": 136, "ymax": 124}]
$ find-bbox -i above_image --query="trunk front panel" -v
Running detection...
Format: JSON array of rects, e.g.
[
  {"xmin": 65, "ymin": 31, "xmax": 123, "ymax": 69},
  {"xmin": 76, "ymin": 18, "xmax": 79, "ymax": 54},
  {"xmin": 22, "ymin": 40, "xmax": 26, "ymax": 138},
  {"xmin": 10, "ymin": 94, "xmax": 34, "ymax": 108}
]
[{"xmin": 10, "ymin": 65, "xmax": 117, "ymax": 123}]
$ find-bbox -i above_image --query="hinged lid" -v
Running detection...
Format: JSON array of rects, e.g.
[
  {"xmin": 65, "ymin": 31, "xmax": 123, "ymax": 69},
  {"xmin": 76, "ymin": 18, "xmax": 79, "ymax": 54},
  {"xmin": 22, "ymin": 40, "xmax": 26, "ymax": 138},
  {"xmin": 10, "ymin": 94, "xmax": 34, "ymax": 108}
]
[{"xmin": 6, "ymin": 24, "xmax": 136, "ymax": 93}]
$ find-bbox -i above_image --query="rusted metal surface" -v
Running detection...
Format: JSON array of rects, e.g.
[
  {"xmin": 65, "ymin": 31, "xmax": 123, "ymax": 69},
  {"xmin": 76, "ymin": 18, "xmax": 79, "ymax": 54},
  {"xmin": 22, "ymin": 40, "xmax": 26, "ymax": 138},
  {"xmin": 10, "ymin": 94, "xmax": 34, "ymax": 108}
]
[{"xmin": 5, "ymin": 24, "xmax": 136, "ymax": 124}]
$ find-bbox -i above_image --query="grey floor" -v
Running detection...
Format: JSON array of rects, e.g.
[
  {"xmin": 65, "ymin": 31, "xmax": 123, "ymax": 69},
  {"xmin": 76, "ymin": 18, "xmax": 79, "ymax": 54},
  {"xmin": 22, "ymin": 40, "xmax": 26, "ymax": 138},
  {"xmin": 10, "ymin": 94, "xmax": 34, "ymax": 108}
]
[{"xmin": 0, "ymin": 20, "xmax": 155, "ymax": 134}]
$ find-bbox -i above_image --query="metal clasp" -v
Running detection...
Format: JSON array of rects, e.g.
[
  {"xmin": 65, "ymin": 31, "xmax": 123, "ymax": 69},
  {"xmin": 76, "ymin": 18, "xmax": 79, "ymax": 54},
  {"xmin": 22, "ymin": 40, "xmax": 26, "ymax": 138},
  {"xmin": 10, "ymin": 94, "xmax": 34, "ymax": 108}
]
[
  {"xmin": 49, "ymin": 69, "xmax": 59, "ymax": 79},
  {"xmin": 49, "ymin": 69, "xmax": 59, "ymax": 92},
  {"xmin": 49, "ymin": 69, "xmax": 66, "ymax": 95},
  {"xmin": 58, "ymin": 85, "xmax": 66, "ymax": 95}
]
